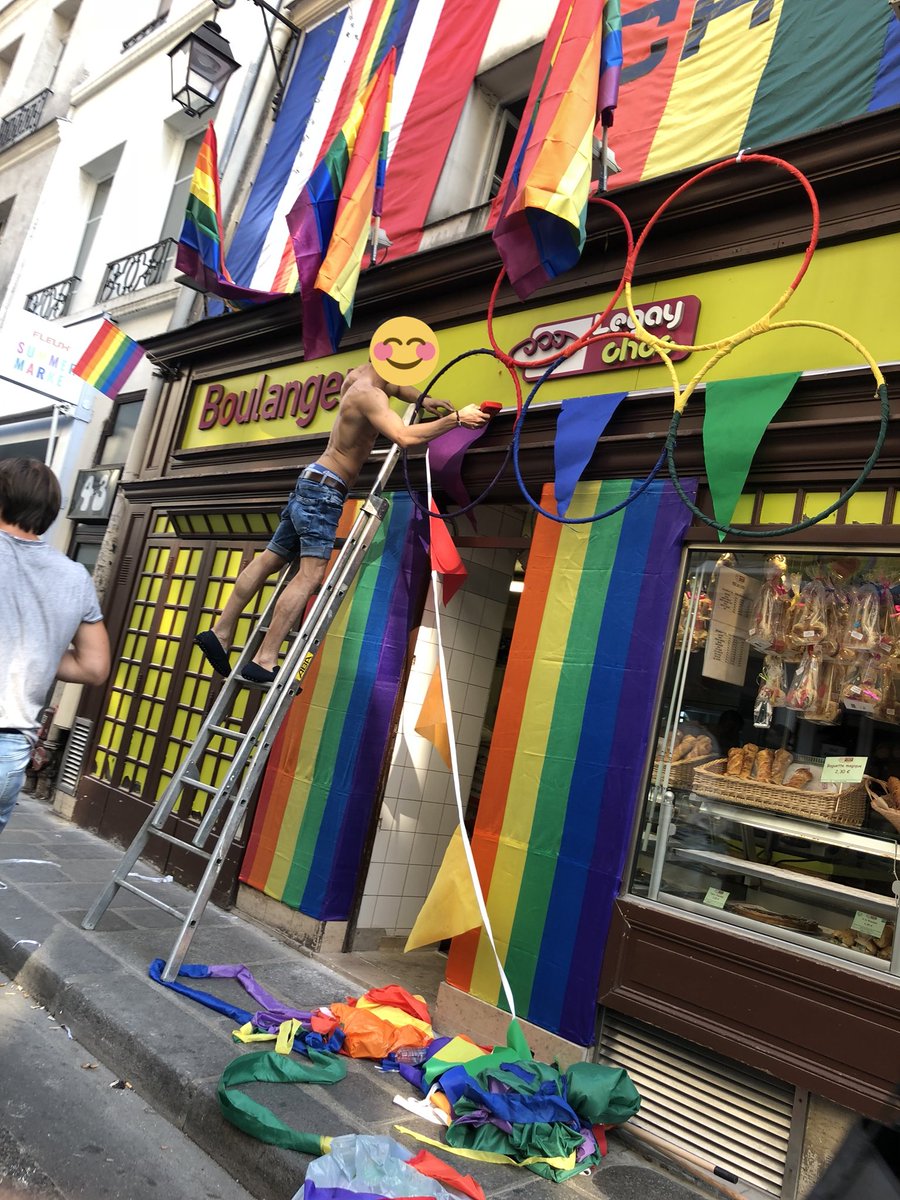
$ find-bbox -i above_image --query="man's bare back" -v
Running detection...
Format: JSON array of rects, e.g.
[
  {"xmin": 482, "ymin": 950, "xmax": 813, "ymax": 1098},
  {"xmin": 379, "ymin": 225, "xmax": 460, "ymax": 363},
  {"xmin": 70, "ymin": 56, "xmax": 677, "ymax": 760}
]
[{"xmin": 316, "ymin": 363, "xmax": 489, "ymax": 487}]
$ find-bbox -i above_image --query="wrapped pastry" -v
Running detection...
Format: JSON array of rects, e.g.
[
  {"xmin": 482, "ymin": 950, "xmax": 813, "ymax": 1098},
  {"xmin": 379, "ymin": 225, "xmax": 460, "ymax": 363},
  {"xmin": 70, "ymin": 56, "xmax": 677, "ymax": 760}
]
[
  {"xmin": 840, "ymin": 655, "xmax": 883, "ymax": 713},
  {"xmin": 772, "ymin": 748, "xmax": 793, "ymax": 784},
  {"xmin": 726, "ymin": 746, "xmax": 744, "ymax": 777},
  {"xmin": 753, "ymin": 655, "xmax": 787, "ymax": 729},
  {"xmin": 803, "ymin": 659, "xmax": 845, "ymax": 725},
  {"xmin": 785, "ymin": 650, "xmax": 821, "ymax": 711},
  {"xmin": 756, "ymin": 748, "xmax": 774, "ymax": 783},
  {"xmin": 784, "ymin": 767, "xmax": 814, "ymax": 789},
  {"xmin": 842, "ymin": 582, "xmax": 882, "ymax": 654},
  {"xmin": 747, "ymin": 579, "xmax": 788, "ymax": 653},
  {"xmin": 788, "ymin": 579, "xmax": 829, "ymax": 651},
  {"xmin": 740, "ymin": 743, "xmax": 759, "ymax": 779}
]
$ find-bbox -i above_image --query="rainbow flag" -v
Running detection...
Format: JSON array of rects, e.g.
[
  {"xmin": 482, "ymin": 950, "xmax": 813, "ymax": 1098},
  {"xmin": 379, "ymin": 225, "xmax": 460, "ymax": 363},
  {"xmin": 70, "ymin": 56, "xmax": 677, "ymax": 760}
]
[
  {"xmin": 175, "ymin": 124, "xmax": 284, "ymax": 309},
  {"xmin": 72, "ymin": 319, "xmax": 144, "ymax": 400},
  {"xmin": 446, "ymin": 478, "xmax": 693, "ymax": 1044},
  {"xmin": 609, "ymin": 0, "xmax": 900, "ymax": 189},
  {"xmin": 491, "ymin": 0, "xmax": 610, "ymax": 299},
  {"xmin": 270, "ymin": 0, "xmax": 420, "ymax": 294},
  {"xmin": 287, "ymin": 49, "xmax": 395, "ymax": 360},
  {"xmin": 240, "ymin": 493, "xmax": 428, "ymax": 918},
  {"xmin": 598, "ymin": 0, "xmax": 622, "ymax": 127}
]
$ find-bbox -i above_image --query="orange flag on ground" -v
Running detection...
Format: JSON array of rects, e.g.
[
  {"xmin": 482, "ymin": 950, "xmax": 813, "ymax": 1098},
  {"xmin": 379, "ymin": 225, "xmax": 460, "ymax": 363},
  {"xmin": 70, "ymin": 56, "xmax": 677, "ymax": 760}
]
[
  {"xmin": 405, "ymin": 826, "xmax": 482, "ymax": 952},
  {"xmin": 429, "ymin": 499, "xmax": 467, "ymax": 604},
  {"xmin": 415, "ymin": 665, "xmax": 451, "ymax": 769}
]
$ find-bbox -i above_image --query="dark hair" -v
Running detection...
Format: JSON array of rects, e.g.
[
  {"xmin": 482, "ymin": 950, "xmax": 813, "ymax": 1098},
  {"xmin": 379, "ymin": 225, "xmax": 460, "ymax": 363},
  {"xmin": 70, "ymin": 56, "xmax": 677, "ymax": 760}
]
[{"xmin": 0, "ymin": 458, "xmax": 62, "ymax": 535}]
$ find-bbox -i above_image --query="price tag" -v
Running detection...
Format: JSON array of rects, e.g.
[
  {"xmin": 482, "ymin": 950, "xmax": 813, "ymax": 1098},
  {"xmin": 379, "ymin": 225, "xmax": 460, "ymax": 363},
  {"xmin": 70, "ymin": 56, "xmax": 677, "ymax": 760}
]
[
  {"xmin": 851, "ymin": 910, "xmax": 886, "ymax": 939},
  {"xmin": 703, "ymin": 887, "xmax": 729, "ymax": 909},
  {"xmin": 821, "ymin": 756, "xmax": 868, "ymax": 783}
]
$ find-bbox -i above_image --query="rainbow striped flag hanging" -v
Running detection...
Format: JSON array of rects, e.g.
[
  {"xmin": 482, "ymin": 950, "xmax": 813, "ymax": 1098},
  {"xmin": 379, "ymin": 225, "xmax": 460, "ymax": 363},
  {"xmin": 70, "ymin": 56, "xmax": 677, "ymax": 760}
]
[
  {"xmin": 240, "ymin": 492, "xmax": 428, "ymax": 919},
  {"xmin": 598, "ymin": 0, "xmax": 622, "ymax": 128},
  {"xmin": 269, "ymin": 0, "xmax": 420, "ymax": 294},
  {"xmin": 446, "ymin": 478, "xmax": 694, "ymax": 1044},
  {"xmin": 609, "ymin": 0, "xmax": 900, "ymax": 189},
  {"xmin": 286, "ymin": 49, "xmax": 395, "ymax": 361},
  {"xmin": 72, "ymin": 319, "xmax": 144, "ymax": 400},
  {"xmin": 492, "ymin": 0, "xmax": 614, "ymax": 300},
  {"xmin": 175, "ymin": 124, "xmax": 285, "ymax": 309}
]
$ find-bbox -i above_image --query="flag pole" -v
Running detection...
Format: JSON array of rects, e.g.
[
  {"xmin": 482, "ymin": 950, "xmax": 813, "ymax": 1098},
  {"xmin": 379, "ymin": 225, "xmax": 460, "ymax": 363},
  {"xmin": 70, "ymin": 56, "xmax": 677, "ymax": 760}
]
[
  {"xmin": 600, "ymin": 124, "xmax": 610, "ymax": 194},
  {"xmin": 369, "ymin": 215, "xmax": 381, "ymax": 268}
]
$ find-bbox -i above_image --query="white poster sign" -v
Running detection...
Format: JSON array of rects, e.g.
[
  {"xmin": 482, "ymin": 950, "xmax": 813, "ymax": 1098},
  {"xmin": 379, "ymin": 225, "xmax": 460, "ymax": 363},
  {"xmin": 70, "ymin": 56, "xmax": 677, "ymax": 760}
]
[
  {"xmin": 0, "ymin": 311, "xmax": 87, "ymax": 415},
  {"xmin": 702, "ymin": 567, "xmax": 760, "ymax": 686}
]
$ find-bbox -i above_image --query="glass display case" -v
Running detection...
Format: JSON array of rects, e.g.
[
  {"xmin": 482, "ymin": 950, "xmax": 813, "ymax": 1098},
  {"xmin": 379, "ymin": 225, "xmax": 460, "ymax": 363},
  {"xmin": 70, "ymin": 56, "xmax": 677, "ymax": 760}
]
[{"xmin": 632, "ymin": 548, "xmax": 900, "ymax": 975}]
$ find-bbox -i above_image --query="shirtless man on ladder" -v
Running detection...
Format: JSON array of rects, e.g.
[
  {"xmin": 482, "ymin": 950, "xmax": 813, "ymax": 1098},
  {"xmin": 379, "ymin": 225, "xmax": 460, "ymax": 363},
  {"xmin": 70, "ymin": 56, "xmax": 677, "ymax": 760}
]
[{"xmin": 195, "ymin": 362, "xmax": 489, "ymax": 684}]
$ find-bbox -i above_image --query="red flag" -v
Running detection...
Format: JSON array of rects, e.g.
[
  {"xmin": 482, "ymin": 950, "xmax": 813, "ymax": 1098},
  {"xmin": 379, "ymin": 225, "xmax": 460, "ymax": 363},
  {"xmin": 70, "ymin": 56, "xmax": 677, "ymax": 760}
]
[{"xmin": 429, "ymin": 500, "xmax": 467, "ymax": 605}]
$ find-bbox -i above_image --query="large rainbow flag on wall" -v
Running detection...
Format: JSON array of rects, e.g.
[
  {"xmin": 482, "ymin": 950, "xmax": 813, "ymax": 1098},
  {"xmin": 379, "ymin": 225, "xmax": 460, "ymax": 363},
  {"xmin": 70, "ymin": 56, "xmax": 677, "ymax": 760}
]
[
  {"xmin": 175, "ymin": 124, "xmax": 285, "ymax": 309},
  {"xmin": 492, "ymin": 0, "xmax": 616, "ymax": 299},
  {"xmin": 72, "ymin": 319, "xmax": 144, "ymax": 400},
  {"xmin": 608, "ymin": 0, "xmax": 900, "ymax": 189},
  {"xmin": 286, "ymin": 49, "xmax": 395, "ymax": 360},
  {"xmin": 240, "ymin": 493, "xmax": 428, "ymax": 918},
  {"xmin": 446, "ymin": 477, "xmax": 694, "ymax": 1045}
]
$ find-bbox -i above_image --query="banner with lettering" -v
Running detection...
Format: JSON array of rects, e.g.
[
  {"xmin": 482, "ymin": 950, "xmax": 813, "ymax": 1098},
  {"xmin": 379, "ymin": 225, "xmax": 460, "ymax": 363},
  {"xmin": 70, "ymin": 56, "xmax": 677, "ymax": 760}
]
[{"xmin": 609, "ymin": 0, "xmax": 900, "ymax": 190}]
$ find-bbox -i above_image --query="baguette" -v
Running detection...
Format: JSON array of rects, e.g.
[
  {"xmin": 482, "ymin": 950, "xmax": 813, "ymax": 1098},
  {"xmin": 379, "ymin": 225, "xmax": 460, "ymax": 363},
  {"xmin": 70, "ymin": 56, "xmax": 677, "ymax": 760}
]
[
  {"xmin": 740, "ymin": 744, "xmax": 759, "ymax": 779},
  {"xmin": 756, "ymin": 748, "xmax": 774, "ymax": 783},
  {"xmin": 672, "ymin": 735, "xmax": 697, "ymax": 763},
  {"xmin": 771, "ymin": 749, "xmax": 793, "ymax": 785}
]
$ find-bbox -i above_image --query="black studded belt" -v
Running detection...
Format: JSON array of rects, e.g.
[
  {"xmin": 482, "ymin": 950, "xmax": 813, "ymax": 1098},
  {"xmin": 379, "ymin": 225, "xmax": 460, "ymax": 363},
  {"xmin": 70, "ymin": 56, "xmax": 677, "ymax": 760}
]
[{"xmin": 300, "ymin": 468, "xmax": 348, "ymax": 495}]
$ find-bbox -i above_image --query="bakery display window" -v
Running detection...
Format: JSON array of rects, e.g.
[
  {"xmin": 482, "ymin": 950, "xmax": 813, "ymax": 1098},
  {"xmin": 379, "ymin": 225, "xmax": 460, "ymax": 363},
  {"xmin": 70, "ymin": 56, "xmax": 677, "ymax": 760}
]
[{"xmin": 632, "ymin": 548, "xmax": 900, "ymax": 974}]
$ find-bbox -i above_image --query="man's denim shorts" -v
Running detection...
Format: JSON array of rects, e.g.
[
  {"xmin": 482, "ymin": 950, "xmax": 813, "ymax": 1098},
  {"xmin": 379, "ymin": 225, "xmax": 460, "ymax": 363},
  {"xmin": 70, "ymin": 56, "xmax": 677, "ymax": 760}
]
[{"xmin": 268, "ymin": 475, "xmax": 346, "ymax": 560}]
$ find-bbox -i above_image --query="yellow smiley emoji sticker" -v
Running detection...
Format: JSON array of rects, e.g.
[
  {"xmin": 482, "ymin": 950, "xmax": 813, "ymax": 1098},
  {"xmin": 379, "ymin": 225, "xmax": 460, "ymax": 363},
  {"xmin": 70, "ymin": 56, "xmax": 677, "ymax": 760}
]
[{"xmin": 370, "ymin": 317, "xmax": 439, "ymax": 387}]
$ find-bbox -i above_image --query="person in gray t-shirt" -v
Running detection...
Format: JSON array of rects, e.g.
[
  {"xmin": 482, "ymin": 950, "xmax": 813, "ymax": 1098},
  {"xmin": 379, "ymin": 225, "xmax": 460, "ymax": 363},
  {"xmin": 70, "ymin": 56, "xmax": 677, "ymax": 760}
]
[{"xmin": 0, "ymin": 459, "xmax": 110, "ymax": 835}]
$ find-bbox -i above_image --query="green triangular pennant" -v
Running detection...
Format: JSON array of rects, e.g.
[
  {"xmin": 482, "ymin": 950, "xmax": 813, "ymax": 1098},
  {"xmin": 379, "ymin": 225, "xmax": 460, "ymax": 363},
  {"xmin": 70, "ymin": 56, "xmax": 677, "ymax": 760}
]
[{"xmin": 703, "ymin": 373, "xmax": 801, "ymax": 540}]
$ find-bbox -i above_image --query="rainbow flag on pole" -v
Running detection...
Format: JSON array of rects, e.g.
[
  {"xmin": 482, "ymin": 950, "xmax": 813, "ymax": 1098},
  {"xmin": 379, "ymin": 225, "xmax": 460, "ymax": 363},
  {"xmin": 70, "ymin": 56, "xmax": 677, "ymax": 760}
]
[
  {"xmin": 492, "ymin": 0, "xmax": 617, "ymax": 300},
  {"xmin": 72, "ymin": 320, "xmax": 145, "ymax": 400},
  {"xmin": 175, "ymin": 123, "xmax": 284, "ymax": 308},
  {"xmin": 286, "ymin": 48, "xmax": 395, "ymax": 360}
]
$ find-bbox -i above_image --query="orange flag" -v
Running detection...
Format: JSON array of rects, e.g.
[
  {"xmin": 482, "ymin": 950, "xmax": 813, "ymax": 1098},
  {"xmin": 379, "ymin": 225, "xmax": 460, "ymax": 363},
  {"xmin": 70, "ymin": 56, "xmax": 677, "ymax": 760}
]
[
  {"xmin": 414, "ymin": 665, "xmax": 451, "ymax": 768},
  {"xmin": 429, "ymin": 499, "xmax": 467, "ymax": 604}
]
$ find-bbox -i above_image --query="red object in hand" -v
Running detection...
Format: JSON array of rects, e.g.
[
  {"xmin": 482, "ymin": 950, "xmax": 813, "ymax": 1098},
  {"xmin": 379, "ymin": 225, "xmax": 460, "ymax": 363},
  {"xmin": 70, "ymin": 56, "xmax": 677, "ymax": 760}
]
[{"xmin": 480, "ymin": 400, "xmax": 502, "ymax": 414}]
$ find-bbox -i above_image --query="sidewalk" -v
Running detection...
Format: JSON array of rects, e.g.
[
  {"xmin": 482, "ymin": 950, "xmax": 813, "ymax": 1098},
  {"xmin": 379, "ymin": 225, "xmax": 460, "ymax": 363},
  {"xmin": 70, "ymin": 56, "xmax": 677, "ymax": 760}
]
[{"xmin": 0, "ymin": 794, "xmax": 717, "ymax": 1200}]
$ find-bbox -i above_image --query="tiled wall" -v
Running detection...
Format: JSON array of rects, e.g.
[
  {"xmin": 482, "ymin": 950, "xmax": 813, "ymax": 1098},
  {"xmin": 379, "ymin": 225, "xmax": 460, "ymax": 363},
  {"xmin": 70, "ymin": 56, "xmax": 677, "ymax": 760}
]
[{"xmin": 355, "ymin": 505, "xmax": 522, "ymax": 937}]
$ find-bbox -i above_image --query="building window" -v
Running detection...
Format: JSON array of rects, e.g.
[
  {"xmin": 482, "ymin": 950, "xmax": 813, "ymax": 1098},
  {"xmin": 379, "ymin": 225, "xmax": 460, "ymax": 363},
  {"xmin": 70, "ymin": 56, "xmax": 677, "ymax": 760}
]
[
  {"xmin": 0, "ymin": 195, "xmax": 13, "ymax": 245},
  {"xmin": 159, "ymin": 132, "xmax": 204, "ymax": 250},
  {"xmin": 424, "ymin": 43, "xmax": 539, "ymax": 236},
  {"xmin": 97, "ymin": 393, "xmax": 142, "ymax": 467},
  {"xmin": 73, "ymin": 177, "xmax": 112, "ymax": 287},
  {"xmin": 634, "ymin": 546, "xmax": 900, "ymax": 974},
  {"xmin": 0, "ymin": 38, "xmax": 21, "ymax": 99}
]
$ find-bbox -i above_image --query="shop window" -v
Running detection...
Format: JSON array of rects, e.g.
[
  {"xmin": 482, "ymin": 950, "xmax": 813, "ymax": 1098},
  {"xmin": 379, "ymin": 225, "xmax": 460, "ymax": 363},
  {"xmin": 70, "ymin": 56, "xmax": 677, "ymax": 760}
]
[
  {"xmin": 634, "ymin": 548, "xmax": 900, "ymax": 975},
  {"xmin": 69, "ymin": 525, "xmax": 103, "ymax": 574}
]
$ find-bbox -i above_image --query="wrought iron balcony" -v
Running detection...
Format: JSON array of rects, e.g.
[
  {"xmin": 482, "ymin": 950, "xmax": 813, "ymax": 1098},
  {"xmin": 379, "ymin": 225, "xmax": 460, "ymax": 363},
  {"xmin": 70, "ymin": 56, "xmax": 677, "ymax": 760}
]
[
  {"xmin": 122, "ymin": 14, "xmax": 168, "ymax": 53},
  {"xmin": 97, "ymin": 238, "xmax": 175, "ymax": 303},
  {"xmin": 24, "ymin": 276, "xmax": 80, "ymax": 321},
  {"xmin": 0, "ymin": 89, "xmax": 52, "ymax": 153}
]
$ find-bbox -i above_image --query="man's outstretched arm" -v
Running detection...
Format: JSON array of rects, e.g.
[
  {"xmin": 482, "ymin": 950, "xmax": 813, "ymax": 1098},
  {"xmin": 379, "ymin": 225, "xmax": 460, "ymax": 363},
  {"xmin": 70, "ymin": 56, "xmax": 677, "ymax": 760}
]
[{"xmin": 359, "ymin": 385, "xmax": 488, "ymax": 448}]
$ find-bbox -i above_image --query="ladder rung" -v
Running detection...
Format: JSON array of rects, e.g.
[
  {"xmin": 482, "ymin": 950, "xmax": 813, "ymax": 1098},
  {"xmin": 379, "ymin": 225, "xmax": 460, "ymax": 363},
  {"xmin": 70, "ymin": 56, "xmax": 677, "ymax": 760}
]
[
  {"xmin": 117, "ymin": 879, "xmax": 185, "ymax": 918},
  {"xmin": 208, "ymin": 724, "xmax": 244, "ymax": 740},
  {"xmin": 181, "ymin": 777, "xmax": 219, "ymax": 795},
  {"xmin": 148, "ymin": 828, "xmax": 211, "ymax": 858}
]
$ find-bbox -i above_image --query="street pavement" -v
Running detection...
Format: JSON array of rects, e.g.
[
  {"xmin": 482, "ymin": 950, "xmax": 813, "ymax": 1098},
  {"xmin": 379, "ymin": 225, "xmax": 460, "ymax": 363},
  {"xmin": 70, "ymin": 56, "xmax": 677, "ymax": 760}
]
[
  {"xmin": 0, "ymin": 794, "xmax": 717, "ymax": 1200},
  {"xmin": 0, "ymin": 967, "xmax": 254, "ymax": 1199}
]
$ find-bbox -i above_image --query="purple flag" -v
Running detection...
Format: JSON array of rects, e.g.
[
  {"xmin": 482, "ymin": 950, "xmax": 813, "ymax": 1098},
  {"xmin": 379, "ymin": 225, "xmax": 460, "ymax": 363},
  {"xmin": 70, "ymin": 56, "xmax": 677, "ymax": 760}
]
[
  {"xmin": 427, "ymin": 424, "xmax": 490, "ymax": 527},
  {"xmin": 554, "ymin": 392, "xmax": 627, "ymax": 516}
]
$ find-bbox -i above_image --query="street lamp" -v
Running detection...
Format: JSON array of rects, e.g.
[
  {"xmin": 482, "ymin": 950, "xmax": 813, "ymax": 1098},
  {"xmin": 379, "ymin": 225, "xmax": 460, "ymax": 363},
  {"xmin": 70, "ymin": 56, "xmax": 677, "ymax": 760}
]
[{"xmin": 168, "ymin": 20, "xmax": 241, "ymax": 119}]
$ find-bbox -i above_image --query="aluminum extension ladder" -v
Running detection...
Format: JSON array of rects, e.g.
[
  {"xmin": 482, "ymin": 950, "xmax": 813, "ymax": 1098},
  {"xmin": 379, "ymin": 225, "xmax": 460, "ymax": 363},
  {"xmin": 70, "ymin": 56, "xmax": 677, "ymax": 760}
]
[{"xmin": 82, "ymin": 431, "xmax": 410, "ymax": 981}]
